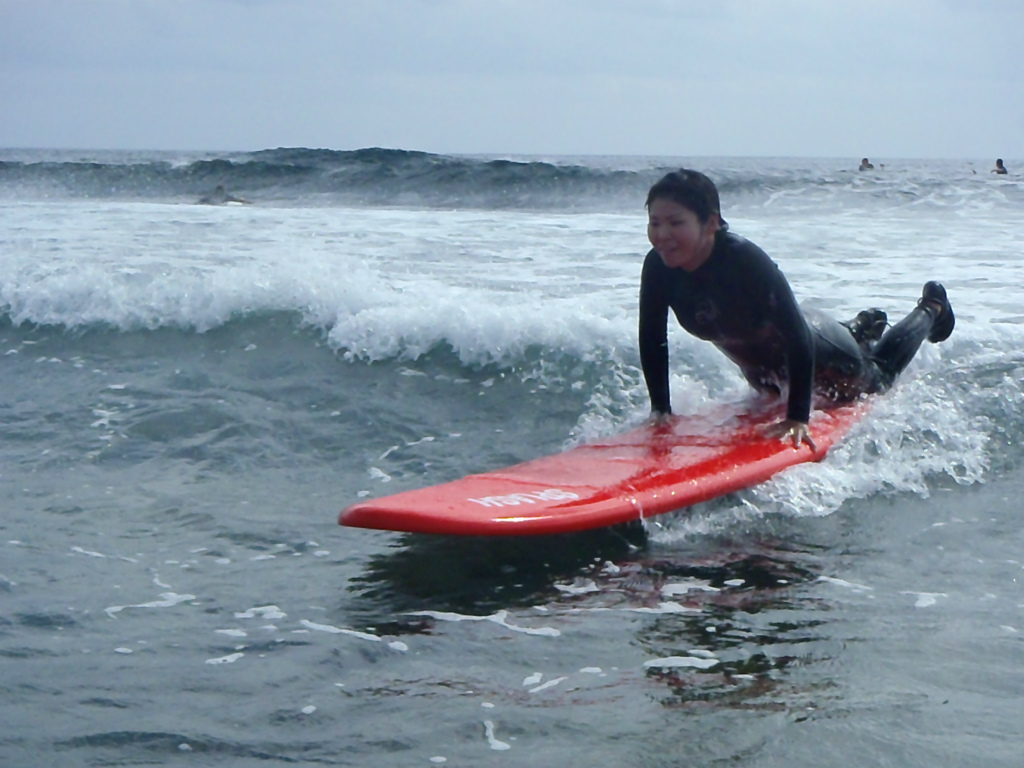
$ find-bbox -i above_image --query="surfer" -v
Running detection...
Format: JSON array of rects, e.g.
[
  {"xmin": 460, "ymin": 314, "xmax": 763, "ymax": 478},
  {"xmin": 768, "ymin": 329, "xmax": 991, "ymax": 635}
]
[
  {"xmin": 639, "ymin": 169, "xmax": 955, "ymax": 449},
  {"xmin": 992, "ymin": 159, "xmax": 1008, "ymax": 175},
  {"xmin": 859, "ymin": 157, "xmax": 874, "ymax": 171},
  {"xmin": 197, "ymin": 185, "xmax": 250, "ymax": 205}
]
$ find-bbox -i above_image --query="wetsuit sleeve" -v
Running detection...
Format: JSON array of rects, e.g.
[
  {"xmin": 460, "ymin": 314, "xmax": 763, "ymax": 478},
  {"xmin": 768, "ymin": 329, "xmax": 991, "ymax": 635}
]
[
  {"xmin": 728, "ymin": 236, "xmax": 815, "ymax": 424},
  {"xmin": 638, "ymin": 250, "xmax": 672, "ymax": 414},
  {"xmin": 773, "ymin": 269, "xmax": 815, "ymax": 424}
]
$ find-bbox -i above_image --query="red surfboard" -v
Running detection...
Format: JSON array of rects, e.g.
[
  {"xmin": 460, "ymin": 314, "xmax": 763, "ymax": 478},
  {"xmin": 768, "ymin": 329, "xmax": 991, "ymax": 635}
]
[{"xmin": 339, "ymin": 399, "xmax": 869, "ymax": 536}]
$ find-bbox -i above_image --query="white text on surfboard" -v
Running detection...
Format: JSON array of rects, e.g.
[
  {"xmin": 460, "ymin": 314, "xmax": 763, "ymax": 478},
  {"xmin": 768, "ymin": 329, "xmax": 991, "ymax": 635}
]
[{"xmin": 467, "ymin": 489, "xmax": 580, "ymax": 508}]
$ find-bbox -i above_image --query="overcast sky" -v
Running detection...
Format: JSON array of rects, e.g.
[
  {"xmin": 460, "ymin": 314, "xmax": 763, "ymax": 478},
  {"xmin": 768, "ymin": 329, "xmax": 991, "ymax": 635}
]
[{"xmin": 2, "ymin": 0, "xmax": 1021, "ymax": 158}]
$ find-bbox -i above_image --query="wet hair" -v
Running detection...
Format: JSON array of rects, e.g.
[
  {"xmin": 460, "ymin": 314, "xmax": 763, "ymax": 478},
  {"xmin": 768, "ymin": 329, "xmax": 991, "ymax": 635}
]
[{"xmin": 645, "ymin": 169, "xmax": 728, "ymax": 230}]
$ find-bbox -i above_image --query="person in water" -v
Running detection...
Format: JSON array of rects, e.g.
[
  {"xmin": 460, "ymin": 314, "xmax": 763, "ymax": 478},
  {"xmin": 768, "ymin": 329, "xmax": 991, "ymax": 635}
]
[
  {"xmin": 859, "ymin": 157, "xmax": 874, "ymax": 171},
  {"xmin": 638, "ymin": 169, "xmax": 955, "ymax": 448},
  {"xmin": 197, "ymin": 185, "xmax": 249, "ymax": 205},
  {"xmin": 992, "ymin": 159, "xmax": 1008, "ymax": 175}
]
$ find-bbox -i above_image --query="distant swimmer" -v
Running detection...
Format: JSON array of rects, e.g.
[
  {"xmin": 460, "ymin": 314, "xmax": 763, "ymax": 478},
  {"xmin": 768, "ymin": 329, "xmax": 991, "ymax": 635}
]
[
  {"xmin": 197, "ymin": 185, "xmax": 250, "ymax": 205},
  {"xmin": 992, "ymin": 159, "xmax": 1008, "ymax": 175},
  {"xmin": 858, "ymin": 157, "xmax": 874, "ymax": 171}
]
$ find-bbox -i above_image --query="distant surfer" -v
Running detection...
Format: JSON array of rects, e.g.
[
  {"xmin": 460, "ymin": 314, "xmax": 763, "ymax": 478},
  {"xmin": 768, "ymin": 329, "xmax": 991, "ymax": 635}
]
[
  {"xmin": 639, "ymin": 169, "xmax": 955, "ymax": 449},
  {"xmin": 859, "ymin": 157, "xmax": 874, "ymax": 171},
  {"xmin": 992, "ymin": 158, "xmax": 1008, "ymax": 175},
  {"xmin": 197, "ymin": 185, "xmax": 249, "ymax": 205}
]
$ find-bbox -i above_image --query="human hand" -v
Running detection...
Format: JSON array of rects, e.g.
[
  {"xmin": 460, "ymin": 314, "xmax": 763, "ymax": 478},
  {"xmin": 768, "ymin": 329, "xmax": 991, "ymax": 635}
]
[
  {"xmin": 646, "ymin": 410, "xmax": 675, "ymax": 432},
  {"xmin": 766, "ymin": 418, "xmax": 817, "ymax": 451}
]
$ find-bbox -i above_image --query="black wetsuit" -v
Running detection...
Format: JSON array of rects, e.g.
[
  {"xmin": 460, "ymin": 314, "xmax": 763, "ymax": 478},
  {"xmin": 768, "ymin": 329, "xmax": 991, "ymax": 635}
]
[{"xmin": 638, "ymin": 230, "xmax": 936, "ymax": 421}]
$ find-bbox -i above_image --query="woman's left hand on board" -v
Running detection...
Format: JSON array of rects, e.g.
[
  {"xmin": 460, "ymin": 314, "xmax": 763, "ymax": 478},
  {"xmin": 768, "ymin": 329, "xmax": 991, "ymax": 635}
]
[{"xmin": 766, "ymin": 418, "xmax": 817, "ymax": 451}]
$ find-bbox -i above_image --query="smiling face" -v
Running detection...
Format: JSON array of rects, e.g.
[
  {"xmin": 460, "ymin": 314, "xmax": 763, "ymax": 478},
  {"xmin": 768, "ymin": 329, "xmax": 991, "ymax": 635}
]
[{"xmin": 647, "ymin": 197, "xmax": 720, "ymax": 271}]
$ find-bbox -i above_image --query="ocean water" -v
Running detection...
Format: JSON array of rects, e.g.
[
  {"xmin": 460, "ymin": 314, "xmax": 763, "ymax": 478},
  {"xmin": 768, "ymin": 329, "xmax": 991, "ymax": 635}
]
[{"xmin": 2, "ymin": 148, "xmax": 1023, "ymax": 766}]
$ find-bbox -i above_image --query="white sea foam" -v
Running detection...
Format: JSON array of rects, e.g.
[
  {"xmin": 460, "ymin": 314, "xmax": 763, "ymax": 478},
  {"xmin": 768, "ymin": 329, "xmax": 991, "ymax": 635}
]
[
  {"xmin": 234, "ymin": 605, "xmax": 286, "ymax": 620},
  {"xmin": 553, "ymin": 578, "xmax": 600, "ymax": 595},
  {"xmin": 105, "ymin": 592, "xmax": 196, "ymax": 618},
  {"xmin": 643, "ymin": 655, "xmax": 720, "ymax": 670},
  {"xmin": 483, "ymin": 720, "xmax": 511, "ymax": 751},
  {"xmin": 522, "ymin": 672, "xmax": 542, "ymax": 687},
  {"xmin": 3, "ymin": 197, "xmax": 1020, "ymax": 355},
  {"xmin": 529, "ymin": 676, "xmax": 567, "ymax": 693},
  {"xmin": 299, "ymin": 619, "xmax": 380, "ymax": 641},
  {"xmin": 630, "ymin": 601, "xmax": 702, "ymax": 615},
  {"xmin": 819, "ymin": 576, "xmax": 874, "ymax": 592},
  {"xmin": 901, "ymin": 591, "xmax": 948, "ymax": 608},
  {"xmin": 205, "ymin": 652, "xmax": 244, "ymax": 665},
  {"xmin": 71, "ymin": 546, "xmax": 107, "ymax": 558},
  {"xmin": 661, "ymin": 579, "xmax": 719, "ymax": 596},
  {"xmin": 410, "ymin": 609, "xmax": 560, "ymax": 637}
]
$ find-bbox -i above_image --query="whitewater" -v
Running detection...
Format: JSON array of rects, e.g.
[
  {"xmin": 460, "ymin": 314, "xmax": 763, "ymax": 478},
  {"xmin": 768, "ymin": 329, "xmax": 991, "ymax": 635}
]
[{"xmin": 2, "ymin": 148, "xmax": 1024, "ymax": 766}]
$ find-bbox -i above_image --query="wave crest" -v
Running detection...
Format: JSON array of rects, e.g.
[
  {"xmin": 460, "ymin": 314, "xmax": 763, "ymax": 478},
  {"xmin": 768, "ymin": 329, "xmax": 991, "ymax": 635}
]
[{"xmin": 3, "ymin": 149, "xmax": 1018, "ymax": 212}]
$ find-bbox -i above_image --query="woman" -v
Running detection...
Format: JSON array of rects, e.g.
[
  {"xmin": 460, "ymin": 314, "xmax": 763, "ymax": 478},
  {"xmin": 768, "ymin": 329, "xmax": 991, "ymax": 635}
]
[{"xmin": 638, "ymin": 169, "xmax": 954, "ymax": 448}]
